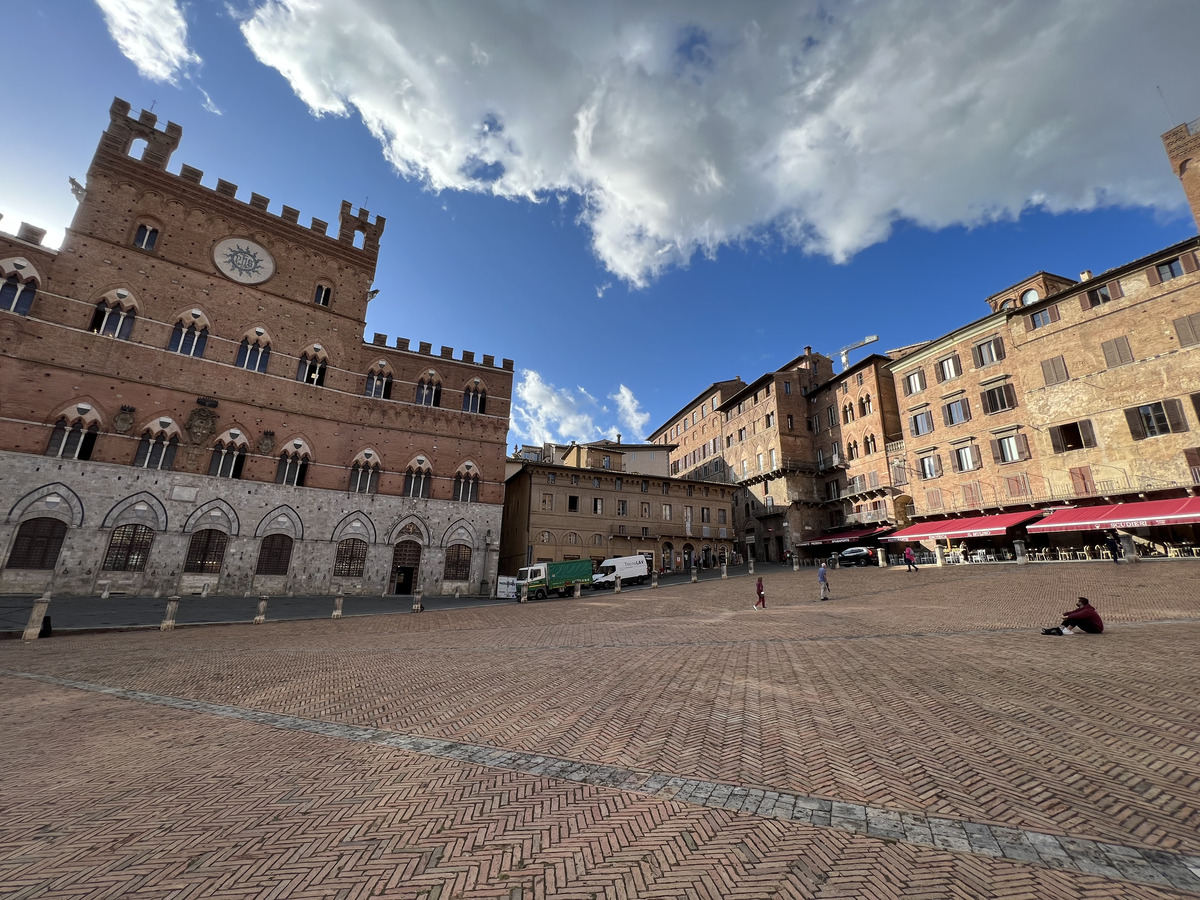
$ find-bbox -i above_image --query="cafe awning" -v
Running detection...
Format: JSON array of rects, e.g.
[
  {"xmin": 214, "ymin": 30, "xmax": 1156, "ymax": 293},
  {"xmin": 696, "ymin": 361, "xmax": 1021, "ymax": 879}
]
[
  {"xmin": 1028, "ymin": 498, "xmax": 1200, "ymax": 533},
  {"xmin": 882, "ymin": 511, "xmax": 1043, "ymax": 542},
  {"xmin": 799, "ymin": 526, "xmax": 893, "ymax": 547}
]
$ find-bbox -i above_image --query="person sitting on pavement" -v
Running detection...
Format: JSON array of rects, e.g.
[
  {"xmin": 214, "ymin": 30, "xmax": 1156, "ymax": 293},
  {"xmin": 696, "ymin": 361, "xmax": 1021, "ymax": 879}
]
[{"xmin": 1042, "ymin": 597, "xmax": 1104, "ymax": 635}]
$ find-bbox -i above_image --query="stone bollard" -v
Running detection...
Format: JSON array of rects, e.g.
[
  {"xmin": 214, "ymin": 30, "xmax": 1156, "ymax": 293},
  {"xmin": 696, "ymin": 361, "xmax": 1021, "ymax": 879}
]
[
  {"xmin": 721, "ymin": 563, "xmax": 728, "ymax": 579},
  {"xmin": 254, "ymin": 595, "xmax": 268, "ymax": 624},
  {"xmin": 934, "ymin": 547, "xmax": 945, "ymax": 567},
  {"xmin": 792, "ymin": 557, "xmax": 799, "ymax": 572},
  {"xmin": 748, "ymin": 559, "xmax": 755, "ymax": 575},
  {"xmin": 1119, "ymin": 533, "xmax": 1138, "ymax": 563},
  {"xmin": 690, "ymin": 567, "xmax": 698, "ymax": 583},
  {"xmin": 98, "ymin": 580, "xmax": 111, "ymax": 600},
  {"xmin": 614, "ymin": 575, "xmax": 622, "ymax": 594},
  {"xmin": 520, "ymin": 583, "xmax": 529, "ymax": 603},
  {"xmin": 651, "ymin": 571, "xmax": 658, "ymax": 589},
  {"xmin": 1014, "ymin": 540, "xmax": 1027, "ymax": 565},
  {"xmin": 412, "ymin": 589, "xmax": 424, "ymax": 612},
  {"xmin": 332, "ymin": 592, "xmax": 344, "ymax": 619},
  {"xmin": 22, "ymin": 592, "xmax": 52, "ymax": 642},
  {"xmin": 574, "ymin": 580, "xmax": 582, "ymax": 598},
  {"xmin": 161, "ymin": 596, "xmax": 180, "ymax": 631},
  {"xmin": 878, "ymin": 549, "xmax": 888, "ymax": 568},
  {"xmin": 200, "ymin": 581, "xmax": 211, "ymax": 597}
]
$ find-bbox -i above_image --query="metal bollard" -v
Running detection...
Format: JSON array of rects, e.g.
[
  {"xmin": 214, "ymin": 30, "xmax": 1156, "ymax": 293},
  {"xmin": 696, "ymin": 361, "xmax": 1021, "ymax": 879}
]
[
  {"xmin": 22, "ymin": 592, "xmax": 52, "ymax": 642},
  {"xmin": 412, "ymin": 589, "xmax": 424, "ymax": 612},
  {"xmin": 690, "ymin": 567, "xmax": 698, "ymax": 583},
  {"xmin": 748, "ymin": 559, "xmax": 755, "ymax": 575},
  {"xmin": 721, "ymin": 563, "xmax": 728, "ymax": 579},
  {"xmin": 332, "ymin": 592, "xmax": 344, "ymax": 619},
  {"xmin": 161, "ymin": 596, "xmax": 180, "ymax": 631},
  {"xmin": 254, "ymin": 595, "xmax": 269, "ymax": 624},
  {"xmin": 614, "ymin": 575, "xmax": 622, "ymax": 594},
  {"xmin": 651, "ymin": 571, "xmax": 658, "ymax": 589},
  {"xmin": 574, "ymin": 580, "xmax": 582, "ymax": 598}
]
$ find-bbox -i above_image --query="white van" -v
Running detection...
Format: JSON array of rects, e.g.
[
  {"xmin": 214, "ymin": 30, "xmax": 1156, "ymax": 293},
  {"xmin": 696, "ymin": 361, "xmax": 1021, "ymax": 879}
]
[{"xmin": 591, "ymin": 555, "xmax": 649, "ymax": 588}]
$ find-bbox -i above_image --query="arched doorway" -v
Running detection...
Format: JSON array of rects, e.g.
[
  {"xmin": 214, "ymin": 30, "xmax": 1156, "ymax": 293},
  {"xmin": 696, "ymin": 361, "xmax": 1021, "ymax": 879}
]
[
  {"xmin": 661, "ymin": 541, "xmax": 674, "ymax": 572},
  {"xmin": 682, "ymin": 543, "xmax": 695, "ymax": 569},
  {"xmin": 391, "ymin": 541, "xmax": 422, "ymax": 594}
]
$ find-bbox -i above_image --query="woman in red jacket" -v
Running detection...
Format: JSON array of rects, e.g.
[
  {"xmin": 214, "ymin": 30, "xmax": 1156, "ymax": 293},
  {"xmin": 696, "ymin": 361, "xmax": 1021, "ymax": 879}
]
[{"xmin": 1042, "ymin": 597, "xmax": 1104, "ymax": 635}]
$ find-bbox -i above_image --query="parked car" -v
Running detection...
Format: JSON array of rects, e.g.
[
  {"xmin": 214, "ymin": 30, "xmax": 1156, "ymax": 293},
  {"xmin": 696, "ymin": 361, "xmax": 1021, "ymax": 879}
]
[{"xmin": 838, "ymin": 547, "xmax": 878, "ymax": 567}]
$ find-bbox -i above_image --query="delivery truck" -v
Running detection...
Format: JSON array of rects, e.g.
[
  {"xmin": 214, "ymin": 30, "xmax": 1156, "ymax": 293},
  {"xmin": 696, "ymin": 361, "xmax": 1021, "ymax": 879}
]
[
  {"xmin": 591, "ymin": 554, "xmax": 650, "ymax": 588},
  {"xmin": 515, "ymin": 559, "xmax": 594, "ymax": 600}
]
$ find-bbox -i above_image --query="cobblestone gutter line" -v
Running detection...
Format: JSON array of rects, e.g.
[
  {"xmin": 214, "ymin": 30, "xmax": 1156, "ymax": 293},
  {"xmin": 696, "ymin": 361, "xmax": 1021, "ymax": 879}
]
[{"xmin": 8, "ymin": 669, "xmax": 1200, "ymax": 894}]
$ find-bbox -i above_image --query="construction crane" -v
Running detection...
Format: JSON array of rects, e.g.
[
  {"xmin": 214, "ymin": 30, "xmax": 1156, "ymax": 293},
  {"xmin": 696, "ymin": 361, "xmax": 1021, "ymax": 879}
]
[{"xmin": 838, "ymin": 335, "xmax": 879, "ymax": 372}]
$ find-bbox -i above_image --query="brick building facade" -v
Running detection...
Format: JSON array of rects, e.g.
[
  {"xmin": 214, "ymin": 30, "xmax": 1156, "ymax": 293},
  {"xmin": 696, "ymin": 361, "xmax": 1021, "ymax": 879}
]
[{"xmin": 0, "ymin": 98, "xmax": 512, "ymax": 597}]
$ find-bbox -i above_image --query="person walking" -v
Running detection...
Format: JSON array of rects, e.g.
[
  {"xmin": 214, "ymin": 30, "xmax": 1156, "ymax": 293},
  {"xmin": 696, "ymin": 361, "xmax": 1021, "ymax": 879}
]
[
  {"xmin": 904, "ymin": 546, "xmax": 918, "ymax": 572},
  {"xmin": 753, "ymin": 576, "xmax": 766, "ymax": 610},
  {"xmin": 1104, "ymin": 531, "xmax": 1122, "ymax": 563},
  {"xmin": 817, "ymin": 563, "xmax": 831, "ymax": 601}
]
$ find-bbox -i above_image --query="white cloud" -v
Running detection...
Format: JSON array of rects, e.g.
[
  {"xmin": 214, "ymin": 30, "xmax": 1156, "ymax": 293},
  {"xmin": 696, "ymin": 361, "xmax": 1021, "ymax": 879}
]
[
  {"xmin": 240, "ymin": 1, "xmax": 1200, "ymax": 285},
  {"xmin": 609, "ymin": 385, "xmax": 650, "ymax": 441},
  {"xmin": 199, "ymin": 87, "xmax": 223, "ymax": 115},
  {"xmin": 509, "ymin": 370, "xmax": 602, "ymax": 446},
  {"xmin": 95, "ymin": 0, "xmax": 201, "ymax": 83}
]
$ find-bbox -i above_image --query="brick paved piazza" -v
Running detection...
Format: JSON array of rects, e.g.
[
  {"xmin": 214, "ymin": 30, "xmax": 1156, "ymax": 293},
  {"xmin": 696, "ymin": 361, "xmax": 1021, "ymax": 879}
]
[{"xmin": 3, "ymin": 562, "xmax": 1200, "ymax": 899}]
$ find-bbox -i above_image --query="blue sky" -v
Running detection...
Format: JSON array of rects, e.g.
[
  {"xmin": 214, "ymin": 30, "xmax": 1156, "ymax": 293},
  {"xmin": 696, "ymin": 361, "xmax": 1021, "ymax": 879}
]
[{"xmin": 5, "ymin": 2, "xmax": 1200, "ymax": 451}]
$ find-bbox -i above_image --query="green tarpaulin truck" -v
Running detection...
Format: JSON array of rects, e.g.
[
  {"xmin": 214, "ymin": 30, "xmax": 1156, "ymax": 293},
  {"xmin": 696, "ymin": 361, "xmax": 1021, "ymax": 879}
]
[{"xmin": 515, "ymin": 559, "xmax": 594, "ymax": 600}]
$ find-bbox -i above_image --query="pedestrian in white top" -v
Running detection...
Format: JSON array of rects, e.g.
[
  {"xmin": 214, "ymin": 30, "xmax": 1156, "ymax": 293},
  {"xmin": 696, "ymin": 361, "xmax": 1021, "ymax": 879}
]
[{"xmin": 818, "ymin": 563, "xmax": 831, "ymax": 601}]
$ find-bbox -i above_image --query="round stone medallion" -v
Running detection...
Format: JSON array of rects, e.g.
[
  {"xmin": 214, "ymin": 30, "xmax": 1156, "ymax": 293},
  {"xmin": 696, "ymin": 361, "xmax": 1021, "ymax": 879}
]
[{"xmin": 213, "ymin": 238, "xmax": 275, "ymax": 284}]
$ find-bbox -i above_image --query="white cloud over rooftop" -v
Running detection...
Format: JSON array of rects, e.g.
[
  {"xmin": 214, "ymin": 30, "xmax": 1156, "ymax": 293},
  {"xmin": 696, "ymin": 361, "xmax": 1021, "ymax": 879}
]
[{"xmin": 95, "ymin": 0, "xmax": 201, "ymax": 83}]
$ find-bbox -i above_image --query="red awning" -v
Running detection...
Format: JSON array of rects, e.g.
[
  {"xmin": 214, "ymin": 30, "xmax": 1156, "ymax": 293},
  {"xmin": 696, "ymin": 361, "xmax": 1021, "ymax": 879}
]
[
  {"xmin": 1028, "ymin": 498, "xmax": 1200, "ymax": 533},
  {"xmin": 882, "ymin": 511, "xmax": 1043, "ymax": 542},
  {"xmin": 799, "ymin": 526, "xmax": 892, "ymax": 547}
]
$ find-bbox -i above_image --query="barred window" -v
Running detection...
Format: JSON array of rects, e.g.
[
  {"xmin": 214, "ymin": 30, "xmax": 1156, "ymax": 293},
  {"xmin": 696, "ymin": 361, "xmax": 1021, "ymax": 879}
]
[
  {"xmin": 102, "ymin": 524, "xmax": 154, "ymax": 572},
  {"xmin": 255, "ymin": 534, "xmax": 294, "ymax": 576},
  {"xmin": 333, "ymin": 538, "xmax": 368, "ymax": 577},
  {"xmin": 6, "ymin": 518, "xmax": 67, "ymax": 570},
  {"xmin": 184, "ymin": 529, "xmax": 228, "ymax": 573},
  {"xmin": 46, "ymin": 419, "xmax": 98, "ymax": 461},
  {"xmin": 443, "ymin": 544, "xmax": 471, "ymax": 580},
  {"xmin": 168, "ymin": 321, "xmax": 208, "ymax": 357},
  {"xmin": 134, "ymin": 433, "xmax": 178, "ymax": 470}
]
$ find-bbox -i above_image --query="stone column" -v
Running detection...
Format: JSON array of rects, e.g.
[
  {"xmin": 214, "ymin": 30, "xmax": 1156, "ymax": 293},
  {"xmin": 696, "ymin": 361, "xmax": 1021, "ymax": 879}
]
[
  {"xmin": 614, "ymin": 575, "xmax": 622, "ymax": 593},
  {"xmin": 877, "ymin": 548, "xmax": 888, "ymax": 567},
  {"xmin": 651, "ymin": 571, "xmax": 658, "ymax": 589},
  {"xmin": 934, "ymin": 547, "xmax": 945, "ymax": 567},
  {"xmin": 160, "ymin": 596, "xmax": 180, "ymax": 631},
  {"xmin": 748, "ymin": 559, "xmax": 755, "ymax": 575},
  {"xmin": 520, "ymin": 583, "xmax": 528, "ymax": 603},
  {"xmin": 690, "ymin": 567, "xmax": 698, "ymax": 583},
  {"xmin": 1014, "ymin": 540, "xmax": 1027, "ymax": 565},
  {"xmin": 721, "ymin": 563, "xmax": 728, "ymax": 579},
  {"xmin": 22, "ymin": 592, "xmax": 51, "ymax": 642},
  {"xmin": 412, "ymin": 589, "xmax": 424, "ymax": 612},
  {"xmin": 332, "ymin": 593, "xmax": 344, "ymax": 619},
  {"xmin": 574, "ymin": 580, "xmax": 582, "ymax": 598},
  {"xmin": 254, "ymin": 596, "xmax": 268, "ymax": 624}
]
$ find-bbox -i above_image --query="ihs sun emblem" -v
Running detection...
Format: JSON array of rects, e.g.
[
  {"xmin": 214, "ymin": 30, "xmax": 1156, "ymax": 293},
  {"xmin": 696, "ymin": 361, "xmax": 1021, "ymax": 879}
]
[{"xmin": 222, "ymin": 243, "xmax": 265, "ymax": 279}]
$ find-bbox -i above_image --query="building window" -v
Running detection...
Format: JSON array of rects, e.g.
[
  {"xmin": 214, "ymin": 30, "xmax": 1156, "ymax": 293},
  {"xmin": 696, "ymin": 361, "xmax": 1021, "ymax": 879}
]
[
  {"xmin": 991, "ymin": 433, "xmax": 1031, "ymax": 464},
  {"xmin": 1125, "ymin": 400, "xmax": 1189, "ymax": 440},
  {"xmin": 765, "ymin": 412, "xmax": 775, "ymax": 428},
  {"xmin": 89, "ymin": 300, "xmax": 135, "ymax": 339},
  {"xmin": 615, "ymin": 477, "xmax": 623, "ymax": 491},
  {"xmin": 256, "ymin": 534, "xmax": 294, "ymax": 576},
  {"xmin": 236, "ymin": 339, "xmax": 271, "ymax": 373},
  {"xmin": 1005, "ymin": 474, "xmax": 1031, "ymax": 498},
  {"xmin": 980, "ymin": 384, "xmax": 1017, "ymax": 414},
  {"xmin": 1049, "ymin": 420, "xmax": 1097, "ymax": 453},
  {"xmin": 918, "ymin": 454, "xmax": 941, "ymax": 479},
  {"xmin": 405, "ymin": 467, "xmax": 433, "ymax": 498},
  {"xmin": 365, "ymin": 368, "xmax": 393, "ymax": 399},
  {"xmin": 943, "ymin": 398, "xmax": 971, "ymax": 426},
  {"xmin": 208, "ymin": 441, "xmax": 246, "ymax": 479},
  {"xmin": 333, "ymin": 538, "xmax": 367, "ymax": 577},
  {"xmin": 617, "ymin": 500, "xmax": 628, "ymax": 516},
  {"xmin": 592, "ymin": 477, "xmax": 600, "ymax": 488},
  {"xmin": 443, "ymin": 545, "xmax": 472, "ymax": 580},
  {"xmin": 6, "ymin": 518, "xmax": 67, "ymax": 570},
  {"xmin": 1101, "ymin": 336, "xmax": 1134, "ymax": 368},
  {"xmin": 447, "ymin": 471, "xmax": 476, "ymax": 502},
  {"xmin": 46, "ymin": 419, "xmax": 98, "ymax": 461},
  {"xmin": 416, "ymin": 377, "xmax": 441, "ymax": 406},
  {"xmin": 313, "ymin": 284, "xmax": 332, "ymax": 307},
  {"xmin": 168, "ymin": 321, "xmax": 208, "ymax": 358},
  {"xmin": 786, "ymin": 414, "xmax": 794, "ymax": 431},
  {"xmin": 349, "ymin": 461, "xmax": 380, "ymax": 494},
  {"xmin": 641, "ymin": 501, "xmax": 650, "ymax": 518},
  {"xmin": 462, "ymin": 385, "xmax": 487, "ymax": 413},
  {"xmin": 275, "ymin": 451, "xmax": 309, "ymax": 486},
  {"xmin": 890, "ymin": 459, "xmax": 908, "ymax": 486},
  {"xmin": 133, "ymin": 432, "xmax": 178, "ymax": 470},
  {"xmin": 935, "ymin": 355, "xmax": 962, "ymax": 382},
  {"xmin": 1174, "ymin": 312, "xmax": 1200, "ymax": 347},
  {"xmin": 972, "ymin": 337, "xmax": 1005, "ymax": 367},
  {"xmin": 296, "ymin": 353, "xmax": 327, "ymax": 386},
  {"xmin": 909, "ymin": 410, "xmax": 935, "ymax": 437},
  {"xmin": 548, "ymin": 472, "xmax": 557, "ymax": 484},
  {"xmin": 661, "ymin": 482, "xmax": 670, "ymax": 495},
  {"xmin": 1, "ymin": 274, "xmax": 37, "ymax": 315},
  {"xmin": 1020, "ymin": 289, "xmax": 1039, "ymax": 306},
  {"xmin": 861, "ymin": 394, "xmax": 874, "ymax": 415},
  {"xmin": 1027, "ymin": 306, "xmax": 1060, "ymax": 331},
  {"xmin": 952, "ymin": 445, "xmax": 981, "ymax": 472},
  {"xmin": 593, "ymin": 498, "xmax": 604, "ymax": 514},
  {"xmin": 567, "ymin": 495, "xmax": 580, "ymax": 512},
  {"xmin": 184, "ymin": 529, "xmax": 228, "ymax": 574},
  {"xmin": 825, "ymin": 481, "xmax": 840, "ymax": 501},
  {"xmin": 102, "ymin": 524, "xmax": 154, "ymax": 572},
  {"xmin": 903, "ymin": 370, "xmax": 926, "ymax": 396},
  {"xmin": 924, "ymin": 488, "xmax": 944, "ymax": 510},
  {"xmin": 1041, "ymin": 355, "xmax": 1069, "ymax": 385},
  {"xmin": 1154, "ymin": 258, "xmax": 1185, "ymax": 283},
  {"xmin": 701, "ymin": 507, "xmax": 711, "ymax": 523},
  {"xmin": 603, "ymin": 455, "xmax": 611, "ymax": 469},
  {"xmin": 662, "ymin": 503, "xmax": 672, "ymax": 520},
  {"xmin": 1083, "ymin": 281, "xmax": 1121, "ymax": 308},
  {"xmin": 133, "ymin": 224, "xmax": 158, "ymax": 251},
  {"xmin": 827, "ymin": 406, "xmax": 837, "ymax": 428},
  {"xmin": 640, "ymin": 479, "xmax": 649, "ymax": 492}
]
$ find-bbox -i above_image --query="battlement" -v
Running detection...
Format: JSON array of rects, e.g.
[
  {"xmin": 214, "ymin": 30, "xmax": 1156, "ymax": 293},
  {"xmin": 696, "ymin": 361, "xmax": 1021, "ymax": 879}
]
[
  {"xmin": 96, "ymin": 97, "xmax": 385, "ymax": 256},
  {"xmin": 367, "ymin": 333, "xmax": 512, "ymax": 370}
]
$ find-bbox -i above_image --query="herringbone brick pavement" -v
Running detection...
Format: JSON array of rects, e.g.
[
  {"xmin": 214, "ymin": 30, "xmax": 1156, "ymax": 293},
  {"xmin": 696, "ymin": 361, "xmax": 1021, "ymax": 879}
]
[{"xmin": 3, "ymin": 562, "xmax": 1199, "ymax": 897}]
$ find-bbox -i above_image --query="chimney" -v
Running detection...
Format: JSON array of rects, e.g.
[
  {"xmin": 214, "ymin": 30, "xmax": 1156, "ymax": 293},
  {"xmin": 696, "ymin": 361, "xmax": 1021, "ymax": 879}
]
[
  {"xmin": 616, "ymin": 433, "xmax": 622, "ymax": 444},
  {"xmin": 1079, "ymin": 270, "xmax": 1093, "ymax": 281}
]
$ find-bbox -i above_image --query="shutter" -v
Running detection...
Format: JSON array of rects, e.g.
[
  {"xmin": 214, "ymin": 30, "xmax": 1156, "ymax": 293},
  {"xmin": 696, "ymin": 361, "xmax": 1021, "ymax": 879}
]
[
  {"xmin": 1182, "ymin": 251, "xmax": 1198, "ymax": 274},
  {"xmin": 1049, "ymin": 426, "xmax": 1065, "ymax": 454},
  {"xmin": 1125, "ymin": 407, "xmax": 1147, "ymax": 440},
  {"xmin": 970, "ymin": 444, "xmax": 982, "ymax": 469},
  {"xmin": 1004, "ymin": 384, "xmax": 1017, "ymax": 409},
  {"xmin": 1080, "ymin": 292, "xmax": 1093, "ymax": 311},
  {"xmin": 1117, "ymin": 336, "xmax": 1133, "ymax": 365},
  {"xmin": 1024, "ymin": 315, "xmax": 1036, "ymax": 333},
  {"xmin": 961, "ymin": 398, "xmax": 971, "ymax": 422},
  {"xmin": 1164, "ymin": 398, "xmax": 1189, "ymax": 433},
  {"xmin": 1192, "ymin": 393, "xmax": 1200, "ymax": 421},
  {"xmin": 942, "ymin": 404, "xmax": 952, "ymax": 427},
  {"xmin": 1055, "ymin": 356, "xmax": 1069, "ymax": 382},
  {"xmin": 935, "ymin": 359, "xmax": 946, "ymax": 382},
  {"xmin": 950, "ymin": 449, "xmax": 961, "ymax": 473},
  {"xmin": 1041, "ymin": 359, "xmax": 1057, "ymax": 385},
  {"xmin": 1048, "ymin": 304, "xmax": 1060, "ymax": 323},
  {"xmin": 993, "ymin": 338, "xmax": 1006, "ymax": 361},
  {"xmin": 1107, "ymin": 279, "xmax": 1123, "ymax": 299},
  {"xmin": 1147, "ymin": 265, "xmax": 1162, "ymax": 286},
  {"xmin": 1080, "ymin": 419, "xmax": 1097, "ymax": 448},
  {"xmin": 990, "ymin": 439, "xmax": 1002, "ymax": 463},
  {"xmin": 917, "ymin": 370, "xmax": 926, "ymax": 391},
  {"xmin": 1016, "ymin": 433, "xmax": 1031, "ymax": 460},
  {"xmin": 1185, "ymin": 447, "xmax": 1200, "ymax": 468},
  {"xmin": 1174, "ymin": 314, "xmax": 1199, "ymax": 347},
  {"xmin": 972, "ymin": 345, "xmax": 983, "ymax": 368},
  {"xmin": 1102, "ymin": 339, "xmax": 1119, "ymax": 368},
  {"xmin": 932, "ymin": 454, "xmax": 942, "ymax": 477},
  {"xmin": 951, "ymin": 353, "xmax": 961, "ymax": 376}
]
